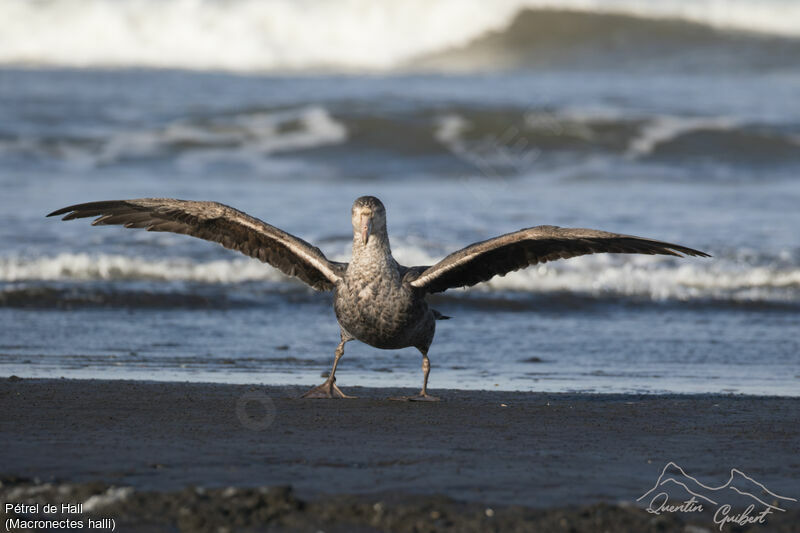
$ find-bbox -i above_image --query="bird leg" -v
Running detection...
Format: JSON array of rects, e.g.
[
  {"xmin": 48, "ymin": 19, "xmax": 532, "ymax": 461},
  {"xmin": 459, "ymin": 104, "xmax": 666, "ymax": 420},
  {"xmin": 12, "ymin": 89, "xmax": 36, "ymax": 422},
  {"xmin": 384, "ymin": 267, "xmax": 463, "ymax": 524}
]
[
  {"xmin": 301, "ymin": 340, "xmax": 356, "ymax": 399},
  {"xmin": 390, "ymin": 353, "xmax": 441, "ymax": 402}
]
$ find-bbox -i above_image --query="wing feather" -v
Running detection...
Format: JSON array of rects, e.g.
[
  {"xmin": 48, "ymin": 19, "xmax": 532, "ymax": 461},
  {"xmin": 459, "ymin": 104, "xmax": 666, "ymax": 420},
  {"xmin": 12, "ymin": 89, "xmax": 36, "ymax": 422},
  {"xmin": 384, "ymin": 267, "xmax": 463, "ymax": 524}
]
[
  {"xmin": 48, "ymin": 198, "xmax": 346, "ymax": 291},
  {"xmin": 408, "ymin": 226, "xmax": 709, "ymax": 294}
]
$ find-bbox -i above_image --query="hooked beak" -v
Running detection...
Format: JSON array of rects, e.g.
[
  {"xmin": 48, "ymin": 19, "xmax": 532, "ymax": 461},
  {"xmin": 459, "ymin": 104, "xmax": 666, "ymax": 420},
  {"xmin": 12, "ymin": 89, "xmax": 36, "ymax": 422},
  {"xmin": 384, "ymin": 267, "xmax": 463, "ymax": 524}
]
[{"xmin": 360, "ymin": 214, "xmax": 372, "ymax": 245}]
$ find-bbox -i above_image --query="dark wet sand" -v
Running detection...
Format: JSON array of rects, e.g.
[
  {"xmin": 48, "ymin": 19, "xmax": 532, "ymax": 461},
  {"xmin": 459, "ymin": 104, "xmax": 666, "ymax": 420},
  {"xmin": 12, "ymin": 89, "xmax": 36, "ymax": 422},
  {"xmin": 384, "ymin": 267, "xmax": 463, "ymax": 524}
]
[{"xmin": 1, "ymin": 378, "xmax": 799, "ymax": 532}]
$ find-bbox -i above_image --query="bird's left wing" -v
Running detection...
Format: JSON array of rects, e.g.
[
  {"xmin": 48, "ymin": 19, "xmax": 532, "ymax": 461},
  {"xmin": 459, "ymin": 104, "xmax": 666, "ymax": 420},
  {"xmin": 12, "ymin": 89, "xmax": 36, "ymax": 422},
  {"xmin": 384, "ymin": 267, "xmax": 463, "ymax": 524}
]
[
  {"xmin": 48, "ymin": 199, "xmax": 346, "ymax": 291},
  {"xmin": 408, "ymin": 225, "xmax": 709, "ymax": 294}
]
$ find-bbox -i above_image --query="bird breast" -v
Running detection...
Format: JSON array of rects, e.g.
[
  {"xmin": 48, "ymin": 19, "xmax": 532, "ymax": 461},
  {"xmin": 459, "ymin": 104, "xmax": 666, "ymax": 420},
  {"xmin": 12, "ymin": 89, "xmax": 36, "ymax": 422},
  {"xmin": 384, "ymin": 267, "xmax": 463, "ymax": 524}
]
[{"xmin": 334, "ymin": 256, "xmax": 429, "ymax": 349}]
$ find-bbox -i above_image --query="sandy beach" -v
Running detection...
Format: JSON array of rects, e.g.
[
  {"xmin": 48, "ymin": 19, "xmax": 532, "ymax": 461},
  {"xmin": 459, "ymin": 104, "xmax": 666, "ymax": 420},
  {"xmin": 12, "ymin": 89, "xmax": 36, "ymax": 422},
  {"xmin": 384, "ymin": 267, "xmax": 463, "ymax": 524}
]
[
  {"xmin": 3, "ymin": 1, "xmax": 800, "ymax": 531},
  {"xmin": 1, "ymin": 377, "xmax": 798, "ymax": 531}
]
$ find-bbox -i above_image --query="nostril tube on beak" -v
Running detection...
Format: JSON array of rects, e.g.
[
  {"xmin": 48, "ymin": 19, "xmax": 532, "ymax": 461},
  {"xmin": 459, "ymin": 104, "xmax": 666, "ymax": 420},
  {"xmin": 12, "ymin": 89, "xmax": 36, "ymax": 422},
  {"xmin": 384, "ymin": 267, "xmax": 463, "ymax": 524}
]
[{"xmin": 360, "ymin": 214, "xmax": 372, "ymax": 245}]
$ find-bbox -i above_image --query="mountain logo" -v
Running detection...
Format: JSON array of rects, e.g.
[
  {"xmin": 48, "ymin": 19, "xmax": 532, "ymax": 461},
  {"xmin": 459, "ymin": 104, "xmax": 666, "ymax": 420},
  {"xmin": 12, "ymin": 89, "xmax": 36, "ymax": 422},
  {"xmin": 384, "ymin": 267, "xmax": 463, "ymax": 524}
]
[{"xmin": 638, "ymin": 462, "xmax": 796, "ymax": 530}]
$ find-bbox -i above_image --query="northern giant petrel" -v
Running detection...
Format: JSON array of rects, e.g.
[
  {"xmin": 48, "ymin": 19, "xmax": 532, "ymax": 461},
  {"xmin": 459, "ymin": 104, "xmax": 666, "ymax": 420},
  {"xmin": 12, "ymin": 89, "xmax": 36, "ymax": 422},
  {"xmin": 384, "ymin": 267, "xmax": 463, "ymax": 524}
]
[{"xmin": 48, "ymin": 196, "xmax": 709, "ymax": 400}]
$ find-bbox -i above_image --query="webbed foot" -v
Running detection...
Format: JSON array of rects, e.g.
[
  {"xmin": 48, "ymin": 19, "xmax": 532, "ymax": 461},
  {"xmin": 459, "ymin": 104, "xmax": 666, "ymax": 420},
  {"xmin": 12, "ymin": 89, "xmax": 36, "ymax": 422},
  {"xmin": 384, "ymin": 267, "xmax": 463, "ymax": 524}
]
[{"xmin": 301, "ymin": 380, "xmax": 357, "ymax": 399}]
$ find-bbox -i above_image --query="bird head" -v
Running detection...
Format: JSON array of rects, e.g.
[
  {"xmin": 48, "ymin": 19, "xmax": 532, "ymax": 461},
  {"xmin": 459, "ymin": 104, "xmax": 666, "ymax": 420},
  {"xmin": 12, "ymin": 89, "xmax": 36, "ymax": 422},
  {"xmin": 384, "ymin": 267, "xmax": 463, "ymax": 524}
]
[{"xmin": 351, "ymin": 196, "xmax": 386, "ymax": 247}]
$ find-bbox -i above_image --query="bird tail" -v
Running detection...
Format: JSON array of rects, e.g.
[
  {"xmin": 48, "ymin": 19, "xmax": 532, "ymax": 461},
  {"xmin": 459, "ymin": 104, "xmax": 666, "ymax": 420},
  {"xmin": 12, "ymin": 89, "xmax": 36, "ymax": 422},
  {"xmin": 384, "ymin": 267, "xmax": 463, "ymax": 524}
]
[{"xmin": 432, "ymin": 309, "xmax": 451, "ymax": 320}]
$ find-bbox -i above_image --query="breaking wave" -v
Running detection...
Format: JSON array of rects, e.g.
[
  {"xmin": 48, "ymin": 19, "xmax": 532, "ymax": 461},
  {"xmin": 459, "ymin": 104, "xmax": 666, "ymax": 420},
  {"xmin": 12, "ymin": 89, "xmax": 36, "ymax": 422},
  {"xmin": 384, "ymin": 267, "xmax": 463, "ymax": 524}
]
[
  {"xmin": 4, "ymin": 103, "xmax": 798, "ymax": 173},
  {"xmin": 478, "ymin": 254, "xmax": 800, "ymax": 304},
  {"xmin": 0, "ymin": 253, "xmax": 288, "ymax": 284},
  {"xmin": 0, "ymin": 105, "xmax": 346, "ymax": 172},
  {"xmin": 2, "ymin": 249, "xmax": 799, "ymax": 306},
  {"xmin": 433, "ymin": 108, "xmax": 800, "ymax": 168},
  {"xmin": 2, "ymin": 1, "xmax": 799, "ymax": 72}
]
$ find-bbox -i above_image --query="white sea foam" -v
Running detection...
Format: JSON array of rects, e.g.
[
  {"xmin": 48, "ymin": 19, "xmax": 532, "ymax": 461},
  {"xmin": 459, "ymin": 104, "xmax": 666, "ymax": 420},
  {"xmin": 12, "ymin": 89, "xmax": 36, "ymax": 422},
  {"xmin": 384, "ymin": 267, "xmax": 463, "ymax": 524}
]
[
  {"xmin": 8, "ymin": 105, "xmax": 347, "ymax": 170},
  {"xmin": 0, "ymin": 253, "xmax": 288, "ymax": 283},
  {"xmin": 3, "ymin": 250, "xmax": 799, "ymax": 303},
  {"xmin": 532, "ymin": 107, "xmax": 742, "ymax": 160},
  {"xmin": 2, "ymin": 0, "xmax": 798, "ymax": 72},
  {"xmin": 481, "ymin": 254, "xmax": 800, "ymax": 303},
  {"xmin": 434, "ymin": 113, "xmax": 540, "ymax": 172},
  {"xmin": 173, "ymin": 106, "xmax": 347, "ymax": 172},
  {"xmin": 82, "ymin": 487, "xmax": 134, "ymax": 512},
  {"xmin": 626, "ymin": 116, "xmax": 738, "ymax": 159}
]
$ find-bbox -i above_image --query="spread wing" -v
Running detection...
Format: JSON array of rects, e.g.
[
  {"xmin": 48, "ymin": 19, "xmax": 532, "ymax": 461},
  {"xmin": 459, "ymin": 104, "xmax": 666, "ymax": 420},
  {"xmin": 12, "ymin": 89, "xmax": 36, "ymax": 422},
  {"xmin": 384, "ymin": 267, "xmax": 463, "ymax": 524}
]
[
  {"xmin": 408, "ymin": 225, "xmax": 709, "ymax": 294},
  {"xmin": 48, "ymin": 198, "xmax": 346, "ymax": 291}
]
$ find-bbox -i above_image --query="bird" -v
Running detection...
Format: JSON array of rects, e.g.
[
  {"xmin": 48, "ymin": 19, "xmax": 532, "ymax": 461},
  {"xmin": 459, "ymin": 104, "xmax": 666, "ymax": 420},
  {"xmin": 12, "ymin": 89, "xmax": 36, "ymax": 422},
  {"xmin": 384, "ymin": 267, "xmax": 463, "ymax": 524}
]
[{"xmin": 48, "ymin": 196, "xmax": 709, "ymax": 400}]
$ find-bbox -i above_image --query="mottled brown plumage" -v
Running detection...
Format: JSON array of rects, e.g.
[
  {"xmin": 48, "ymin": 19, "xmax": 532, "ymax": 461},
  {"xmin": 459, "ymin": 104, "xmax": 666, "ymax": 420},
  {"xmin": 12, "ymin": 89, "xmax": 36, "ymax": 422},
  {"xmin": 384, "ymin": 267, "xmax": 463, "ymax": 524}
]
[
  {"xmin": 48, "ymin": 196, "xmax": 709, "ymax": 400},
  {"xmin": 48, "ymin": 199, "xmax": 345, "ymax": 290}
]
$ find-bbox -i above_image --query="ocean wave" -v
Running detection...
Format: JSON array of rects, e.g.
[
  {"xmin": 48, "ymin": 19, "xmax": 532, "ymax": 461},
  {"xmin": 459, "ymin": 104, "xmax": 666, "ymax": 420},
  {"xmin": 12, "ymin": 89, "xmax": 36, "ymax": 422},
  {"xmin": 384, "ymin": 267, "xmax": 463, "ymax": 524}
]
[
  {"xmin": 2, "ymin": 1, "xmax": 799, "ymax": 72},
  {"xmin": 0, "ymin": 105, "xmax": 346, "ymax": 171},
  {"xmin": 0, "ymin": 253, "xmax": 288, "ymax": 283},
  {"xmin": 2, "ymin": 250, "xmax": 799, "ymax": 305},
  {"xmin": 430, "ymin": 108, "xmax": 800, "ymax": 171},
  {"xmin": 413, "ymin": 8, "xmax": 800, "ymax": 72},
  {"xmin": 478, "ymin": 254, "xmax": 800, "ymax": 304},
  {"xmin": 3, "ymin": 103, "xmax": 797, "ymax": 173},
  {"xmin": 625, "ymin": 116, "xmax": 739, "ymax": 158}
]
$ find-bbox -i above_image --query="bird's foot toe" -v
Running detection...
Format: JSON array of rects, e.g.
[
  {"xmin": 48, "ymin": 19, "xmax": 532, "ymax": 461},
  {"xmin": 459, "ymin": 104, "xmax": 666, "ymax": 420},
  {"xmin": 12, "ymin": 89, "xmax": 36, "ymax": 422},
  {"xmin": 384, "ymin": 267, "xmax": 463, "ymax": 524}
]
[
  {"xmin": 331, "ymin": 383, "xmax": 357, "ymax": 399},
  {"xmin": 301, "ymin": 380, "xmax": 357, "ymax": 399},
  {"xmin": 409, "ymin": 394, "xmax": 441, "ymax": 402},
  {"xmin": 389, "ymin": 392, "xmax": 441, "ymax": 402}
]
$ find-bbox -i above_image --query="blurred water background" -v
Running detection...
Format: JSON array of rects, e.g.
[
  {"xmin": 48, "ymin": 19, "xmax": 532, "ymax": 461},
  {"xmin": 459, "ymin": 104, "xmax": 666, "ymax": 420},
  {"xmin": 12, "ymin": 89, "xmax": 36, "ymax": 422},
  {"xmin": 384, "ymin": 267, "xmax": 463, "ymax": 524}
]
[{"xmin": 1, "ymin": 0, "xmax": 798, "ymax": 394}]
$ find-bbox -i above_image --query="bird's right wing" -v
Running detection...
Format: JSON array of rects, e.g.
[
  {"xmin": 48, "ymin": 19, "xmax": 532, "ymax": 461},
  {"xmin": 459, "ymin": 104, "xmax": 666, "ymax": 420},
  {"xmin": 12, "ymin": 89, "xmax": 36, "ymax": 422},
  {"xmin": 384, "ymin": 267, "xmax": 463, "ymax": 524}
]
[
  {"xmin": 48, "ymin": 198, "xmax": 346, "ymax": 291},
  {"xmin": 408, "ymin": 225, "xmax": 709, "ymax": 294}
]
